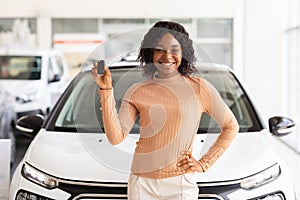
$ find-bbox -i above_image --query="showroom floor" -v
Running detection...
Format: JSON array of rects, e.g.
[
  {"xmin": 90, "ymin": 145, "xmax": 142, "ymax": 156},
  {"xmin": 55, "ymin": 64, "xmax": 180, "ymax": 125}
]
[
  {"xmin": 11, "ymin": 136, "xmax": 32, "ymax": 179},
  {"xmin": 271, "ymin": 137, "xmax": 300, "ymax": 199},
  {"xmin": 11, "ymin": 135, "xmax": 300, "ymax": 199}
]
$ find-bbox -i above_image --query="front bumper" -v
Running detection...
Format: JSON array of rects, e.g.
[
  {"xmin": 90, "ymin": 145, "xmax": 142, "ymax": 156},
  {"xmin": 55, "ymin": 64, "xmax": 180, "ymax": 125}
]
[{"xmin": 10, "ymin": 163, "xmax": 296, "ymax": 200}]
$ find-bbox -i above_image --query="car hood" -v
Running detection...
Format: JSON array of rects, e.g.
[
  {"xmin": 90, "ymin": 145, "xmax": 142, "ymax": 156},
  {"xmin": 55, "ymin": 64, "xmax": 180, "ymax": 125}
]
[
  {"xmin": 0, "ymin": 80, "xmax": 43, "ymax": 97},
  {"xmin": 194, "ymin": 130, "xmax": 279, "ymax": 182},
  {"xmin": 24, "ymin": 129, "xmax": 279, "ymax": 183},
  {"xmin": 24, "ymin": 129, "xmax": 134, "ymax": 182}
]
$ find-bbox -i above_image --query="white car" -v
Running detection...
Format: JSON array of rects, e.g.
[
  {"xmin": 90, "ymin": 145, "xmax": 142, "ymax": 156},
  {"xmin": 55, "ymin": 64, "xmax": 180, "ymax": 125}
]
[
  {"xmin": 0, "ymin": 47, "xmax": 70, "ymax": 119},
  {"xmin": 10, "ymin": 60, "xmax": 296, "ymax": 200}
]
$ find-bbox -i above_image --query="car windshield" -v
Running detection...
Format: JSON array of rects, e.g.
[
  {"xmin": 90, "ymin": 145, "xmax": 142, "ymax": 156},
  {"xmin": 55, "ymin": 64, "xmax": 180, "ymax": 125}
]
[
  {"xmin": 50, "ymin": 66, "xmax": 262, "ymax": 133},
  {"xmin": 0, "ymin": 56, "xmax": 42, "ymax": 80}
]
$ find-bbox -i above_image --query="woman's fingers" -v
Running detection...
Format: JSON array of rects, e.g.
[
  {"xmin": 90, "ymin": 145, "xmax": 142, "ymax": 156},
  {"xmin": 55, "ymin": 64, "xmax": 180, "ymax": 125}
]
[
  {"xmin": 176, "ymin": 151, "xmax": 203, "ymax": 173},
  {"xmin": 177, "ymin": 158, "xmax": 194, "ymax": 172},
  {"xmin": 101, "ymin": 65, "xmax": 112, "ymax": 89},
  {"xmin": 104, "ymin": 65, "xmax": 111, "ymax": 75},
  {"xmin": 91, "ymin": 62, "xmax": 112, "ymax": 89}
]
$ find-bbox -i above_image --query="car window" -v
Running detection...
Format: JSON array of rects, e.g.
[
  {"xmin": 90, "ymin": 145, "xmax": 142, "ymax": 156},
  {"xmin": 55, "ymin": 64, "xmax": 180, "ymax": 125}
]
[
  {"xmin": 55, "ymin": 74, "xmax": 102, "ymax": 132},
  {"xmin": 199, "ymin": 70, "xmax": 262, "ymax": 133},
  {"xmin": 0, "ymin": 56, "xmax": 42, "ymax": 80},
  {"xmin": 53, "ymin": 68, "xmax": 145, "ymax": 133},
  {"xmin": 47, "ymin": 57, "xmax": 55, "ymax": 82},
  {"xmin": 51, "ymin": 67, "xmax": 262, "ymax": 133},
  {"xmin": 54, "ymin": 55, "xmax": 64, "ymax": 76}
]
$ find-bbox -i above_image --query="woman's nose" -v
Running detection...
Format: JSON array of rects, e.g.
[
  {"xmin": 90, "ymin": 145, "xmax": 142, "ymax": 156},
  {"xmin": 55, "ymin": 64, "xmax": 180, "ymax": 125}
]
[{"xmin": 163, "ymin": 50, "xmax": 172, "ymax": 58}]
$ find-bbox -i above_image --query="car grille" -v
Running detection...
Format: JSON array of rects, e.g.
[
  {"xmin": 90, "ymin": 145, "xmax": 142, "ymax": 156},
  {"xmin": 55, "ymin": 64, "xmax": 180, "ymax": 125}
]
[
  {"xmin": 55, "ymin": 179, "xmax": 241, "ymax": 200},
  {"xmin": 19, "ymin": 177, "xmax": 283, "ymax": 200},
  {"xmin": 198, "ymin": 194, "xmax": 225, "ymax": 200},
  {"xmin": 57, "ymin": 180, "xmax": 128, "ymax": 200},
  {"xmin": 197, "ymin": 181, "xmax": 241, "ymax": 200}
]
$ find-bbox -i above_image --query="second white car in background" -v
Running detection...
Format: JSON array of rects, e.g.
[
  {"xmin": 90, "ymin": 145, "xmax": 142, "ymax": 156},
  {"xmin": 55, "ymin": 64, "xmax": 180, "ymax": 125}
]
[{"xmin": 0, "ymin": 47, "xmax": 70, "ymax": 119}]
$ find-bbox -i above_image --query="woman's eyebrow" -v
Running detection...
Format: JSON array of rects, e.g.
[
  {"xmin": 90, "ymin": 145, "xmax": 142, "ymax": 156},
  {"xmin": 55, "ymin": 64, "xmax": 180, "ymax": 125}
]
[
  {"xmin": 171, "ymin": 45, "xmax": 181, "ymax": 48},
  {"xmin": 155, "ymin": 44, "xmax": 181, "ymax": 48},
  {"xmin": 154, "ymin": 44, "xmax": 164, "ymax": 48}
]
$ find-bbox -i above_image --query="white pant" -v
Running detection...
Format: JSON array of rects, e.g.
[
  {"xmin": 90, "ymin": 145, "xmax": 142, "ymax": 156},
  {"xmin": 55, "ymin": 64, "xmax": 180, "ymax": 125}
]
[{"xmin": 127, "ymin": 173, "xmax": 199, "ymax": 200}]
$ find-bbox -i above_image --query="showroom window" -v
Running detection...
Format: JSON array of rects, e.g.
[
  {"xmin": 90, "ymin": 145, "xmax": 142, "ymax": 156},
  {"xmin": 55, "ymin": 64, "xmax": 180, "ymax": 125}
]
[
  {"xmin": 102, "ymin": 18, "xmax": 147, "ymax": 37},
  {"xmin": 52, "ymin": 18, "xmax": 98, "ymax": 33},
  {"xmin": 101, "ymin": 18, "xmax": 233, "ymax": 67},
  {"xmin": 103, "ymin": 18, "xmax": 145, "ymax": 24},
  {"xmin": 0, "ymin": 18, "xmax": 37, "ymax": 47},
  {"xmin": 285, "ymin": 0, "xmax": 299, "ymax": 117},
  {"xmin": 146, "ymin": 18, "xmax": 233, "ymax": 67},
  {"xmin": 52, "ymin": 18, "xmax": 102, "ymax": 55},
  {"xmin": 195, "ymin": 19, "xmax": 233, "ymax": 67},
  {"xmin": 50, "ymin": 18, "xmax": 233, "ymax": 69},
  {"xmin": 286, "ymin": 28, "xmax": 299, "ymax": 116},
  {"xmin": 283, "ymin": 0, "xmax": 300, "ymax": 152},
  {"xmin": 0, "ymin": 18, "xmax": 36, "ymax": 32}
]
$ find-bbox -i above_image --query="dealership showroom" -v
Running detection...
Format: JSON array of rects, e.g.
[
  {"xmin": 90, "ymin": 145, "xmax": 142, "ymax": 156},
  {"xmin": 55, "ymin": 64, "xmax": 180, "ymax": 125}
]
[{"xmin": 1, "ymin": 0, "xmax": 300, "ymax": 199}]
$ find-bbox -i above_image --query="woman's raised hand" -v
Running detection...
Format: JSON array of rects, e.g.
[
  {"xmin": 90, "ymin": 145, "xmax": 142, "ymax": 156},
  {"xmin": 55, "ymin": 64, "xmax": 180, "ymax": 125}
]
[{"xmin": 91, "ymin": 62, "xmax": 113, "ymax": 90}]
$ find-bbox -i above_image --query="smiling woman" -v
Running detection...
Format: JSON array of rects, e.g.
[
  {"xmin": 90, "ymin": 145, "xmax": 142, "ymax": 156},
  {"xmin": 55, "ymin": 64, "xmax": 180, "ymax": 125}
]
[
  {"xmin": 138, "ymin": 21, "xmax": 196, "ymax": 78},
  {"xmin": 11, "ymin": 53, "xmax": 296, "ymax": 200},
  {"xmin": 152, "ymin": 33, "xmax": 182, "ymax": 78},
  {"xmin": 91, "ymin": 21, "xmax": 239, "ymax": 200}
]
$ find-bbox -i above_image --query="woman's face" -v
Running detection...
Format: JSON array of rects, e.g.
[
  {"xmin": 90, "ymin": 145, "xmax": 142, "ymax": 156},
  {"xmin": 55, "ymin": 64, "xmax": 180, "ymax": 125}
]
[{"xmin": 153, "ymin": 33, "xmax": 182, "ymax": 78}]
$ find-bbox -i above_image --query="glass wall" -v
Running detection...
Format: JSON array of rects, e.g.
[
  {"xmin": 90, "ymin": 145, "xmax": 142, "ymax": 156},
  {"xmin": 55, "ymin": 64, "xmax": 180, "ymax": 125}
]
[
  {"xmin": 0, "ymin": 18, "xmax": 37, "ymax": 47},
  {"xmin": 52, "ymin": 18, "xmax": 98, "ymax": 33},
  {"xmin": 196, "ymin": 19, "xmax": 233, "ymax": 66},
  {"xmin": 283, "ymin": 0, "xmax": 300, "ymax": 152},
  {"xmin": 52, "ymin": 18, "xmax": 233, "ymax": 68},
  {"xmin": 0, "ymin": 18, "xmax": 36, "ymax": 33}
]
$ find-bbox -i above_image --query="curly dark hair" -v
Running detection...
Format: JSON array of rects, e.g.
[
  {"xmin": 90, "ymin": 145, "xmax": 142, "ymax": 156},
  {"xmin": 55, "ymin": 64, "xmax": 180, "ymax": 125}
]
[{"xmin": 138, "ymin": 21, "xmax": 196, "ymax": 78}]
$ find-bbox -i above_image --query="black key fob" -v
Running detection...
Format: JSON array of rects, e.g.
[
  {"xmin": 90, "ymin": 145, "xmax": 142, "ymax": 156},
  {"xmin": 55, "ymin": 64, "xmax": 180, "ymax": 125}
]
[{"xmin": 97, "ymin": 60, "xmax": 105, "ymax": 74}]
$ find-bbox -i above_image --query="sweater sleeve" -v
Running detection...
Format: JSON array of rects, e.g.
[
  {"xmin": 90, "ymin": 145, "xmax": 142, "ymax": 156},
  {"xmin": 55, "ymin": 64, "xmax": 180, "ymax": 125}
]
[
  {"xmin": 98, "ymin": 86, "xmax": 139, "ymax": 145},
  {"xmin": 198, "ymin": 79, "xmax": 239, "ymax": 172}
]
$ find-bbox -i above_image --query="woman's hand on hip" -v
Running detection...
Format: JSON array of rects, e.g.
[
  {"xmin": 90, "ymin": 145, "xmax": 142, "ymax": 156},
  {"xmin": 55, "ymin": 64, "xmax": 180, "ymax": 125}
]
[
  {"xmin": 91, "ymin": 62, "xmax": 113, "ymax": 90},
  {"xmin": 176, "ymin": 151, "xmax": 203, "ymax": 173}
]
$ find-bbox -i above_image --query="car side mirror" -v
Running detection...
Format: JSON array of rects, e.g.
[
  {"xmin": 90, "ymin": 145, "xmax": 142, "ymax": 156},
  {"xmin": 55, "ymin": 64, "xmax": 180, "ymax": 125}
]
[
  {"xmin": 48, "ymin": 74, "xmax": 61, "ymax": 83},
  {"xmin": 268, "ymin": 116, "xmax": 296, "ymax": 136},
  {"xmin": 16, "ymin": 114, "xmax": 44, "ymax": 138}
]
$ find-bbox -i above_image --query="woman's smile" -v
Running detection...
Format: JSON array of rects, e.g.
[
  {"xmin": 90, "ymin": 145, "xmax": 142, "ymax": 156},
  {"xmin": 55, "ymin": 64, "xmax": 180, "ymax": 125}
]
[
  {"xmin": 153, "ymin": 33, "xmax": 182, "ymax": 78},
  {"xmin": 158, "ymin": 61, "xmax": 176, "ymax": 66}
]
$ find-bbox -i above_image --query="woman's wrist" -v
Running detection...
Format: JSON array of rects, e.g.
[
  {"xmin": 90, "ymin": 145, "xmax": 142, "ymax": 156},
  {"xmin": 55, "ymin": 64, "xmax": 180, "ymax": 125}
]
[
  {"xmin": 197, "ymin": 160, "xmax": 205, "ymax": 172},
  {"xmin": 99, "ymin": 87, "xmax": 112, "ymax": 90}
]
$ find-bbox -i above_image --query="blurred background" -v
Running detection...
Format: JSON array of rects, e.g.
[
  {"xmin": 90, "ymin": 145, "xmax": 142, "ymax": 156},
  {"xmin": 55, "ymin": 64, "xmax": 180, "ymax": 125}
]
[
  {"xmin": 0, "ymin": 0, "xmax": 299, "ymax": 195},
  {"xmin": 2, "ymin": 0, "xmax": 299, "ymax": 150}
]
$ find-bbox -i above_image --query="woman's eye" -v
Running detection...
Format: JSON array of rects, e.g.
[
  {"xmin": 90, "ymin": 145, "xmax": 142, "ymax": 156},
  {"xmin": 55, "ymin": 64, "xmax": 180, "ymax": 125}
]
[
  {"xmin": 154, "ymin": 48, "xmax": 164, "ymax": 52},
  {"xmin": 154, "ymin": 48, "xmax": 180, "ymax": 54},
  {"xmin": 172, "ymin": 49, "xmax": 181, "ymax": 54}
]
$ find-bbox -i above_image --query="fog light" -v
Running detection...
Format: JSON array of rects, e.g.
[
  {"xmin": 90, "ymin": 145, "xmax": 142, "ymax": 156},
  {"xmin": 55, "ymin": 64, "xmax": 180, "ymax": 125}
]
[
  {"xmin": 16, "ymin": 189, "xmax": 54, "ymax": 200},
  {"xmin": 251, "ymin": 192, "xmax": 285, "ymax": 200}
]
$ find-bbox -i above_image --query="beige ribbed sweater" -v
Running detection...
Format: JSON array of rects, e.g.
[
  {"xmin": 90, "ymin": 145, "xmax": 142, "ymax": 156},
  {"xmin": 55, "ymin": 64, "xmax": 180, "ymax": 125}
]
[{"xmin": 98, "ymin": 73, "xmax": 238, "ymax": 179}]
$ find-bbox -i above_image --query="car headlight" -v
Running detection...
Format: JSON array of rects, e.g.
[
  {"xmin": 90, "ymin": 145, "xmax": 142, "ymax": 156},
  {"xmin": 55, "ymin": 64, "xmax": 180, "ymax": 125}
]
[
  {"xmin": 16, "ymin": 92, "xmax": 38, "ymax": 103},
  {"xmin": 22, "ymin": 163, "xmax": 58, "ymax": 189},
  {"xmin": 240, "ymin": 163, "xmax": 281, "ymax": 190}
]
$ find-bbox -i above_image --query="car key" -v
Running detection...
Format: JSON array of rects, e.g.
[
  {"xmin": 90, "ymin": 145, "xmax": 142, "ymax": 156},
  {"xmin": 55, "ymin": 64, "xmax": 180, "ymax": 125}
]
[{"xmin": 97, "ymin": 60, "xmax": 105, "ymax": 74}]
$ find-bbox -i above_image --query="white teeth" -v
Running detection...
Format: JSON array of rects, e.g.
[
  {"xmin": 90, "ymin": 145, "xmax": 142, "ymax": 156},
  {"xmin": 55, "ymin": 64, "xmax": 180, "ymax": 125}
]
[{"xmin": 161, "ymin": 62, "xmax": 174, "ymax": 66}]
